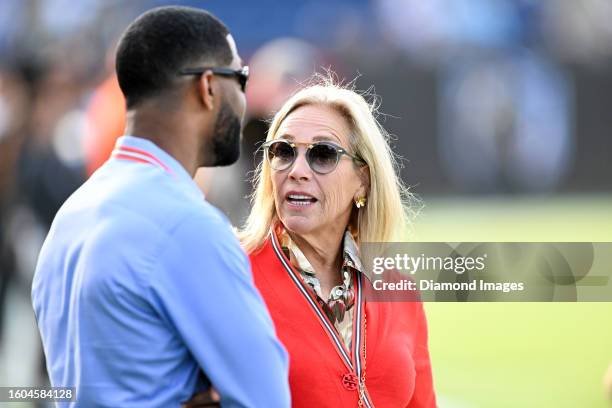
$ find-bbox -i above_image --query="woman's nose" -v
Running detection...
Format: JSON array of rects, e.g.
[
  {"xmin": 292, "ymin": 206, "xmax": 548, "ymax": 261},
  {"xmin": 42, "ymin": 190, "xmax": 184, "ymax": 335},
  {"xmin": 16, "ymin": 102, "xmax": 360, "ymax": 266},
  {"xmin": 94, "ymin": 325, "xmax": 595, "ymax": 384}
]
[{"xmin": 288, "ymin": 150, "xmax": 311, "ymax": 181}]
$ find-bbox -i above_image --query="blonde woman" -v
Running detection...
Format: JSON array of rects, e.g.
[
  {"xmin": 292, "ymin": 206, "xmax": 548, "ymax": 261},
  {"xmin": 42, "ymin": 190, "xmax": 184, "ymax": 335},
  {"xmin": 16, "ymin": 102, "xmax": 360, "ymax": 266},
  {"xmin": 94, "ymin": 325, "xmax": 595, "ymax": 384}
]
[{"xmin": 240, "ymin": 78, "xmax": 436, "ymax": 407}]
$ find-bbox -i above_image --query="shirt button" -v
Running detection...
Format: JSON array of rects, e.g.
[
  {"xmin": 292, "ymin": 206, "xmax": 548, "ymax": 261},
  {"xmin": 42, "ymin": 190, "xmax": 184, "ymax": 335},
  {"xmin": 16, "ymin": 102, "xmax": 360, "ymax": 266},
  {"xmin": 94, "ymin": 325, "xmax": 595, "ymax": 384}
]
[{"xmin": 341, "ymin": 372, "xmax": 359, "ymax": 391}]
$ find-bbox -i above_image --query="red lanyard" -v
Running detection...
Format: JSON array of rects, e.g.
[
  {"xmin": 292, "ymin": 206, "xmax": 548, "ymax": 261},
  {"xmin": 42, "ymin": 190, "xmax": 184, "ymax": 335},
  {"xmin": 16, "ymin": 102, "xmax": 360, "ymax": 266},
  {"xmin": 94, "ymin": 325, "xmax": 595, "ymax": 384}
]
[{"xmin": 270, "ymin": 229, "xmax": 375, "ymax": 407}]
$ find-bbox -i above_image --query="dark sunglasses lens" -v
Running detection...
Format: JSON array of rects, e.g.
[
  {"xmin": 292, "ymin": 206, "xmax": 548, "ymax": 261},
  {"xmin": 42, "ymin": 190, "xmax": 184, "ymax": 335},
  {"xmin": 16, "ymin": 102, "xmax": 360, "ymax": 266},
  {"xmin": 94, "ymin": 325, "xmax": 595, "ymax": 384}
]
[
  {"xmin": 267, "ymin": 142, "xmax": 295, "ymax": 170},
  {"xmin": 308, "ymin": 144, "xmax": 340, "ymax": 174}
]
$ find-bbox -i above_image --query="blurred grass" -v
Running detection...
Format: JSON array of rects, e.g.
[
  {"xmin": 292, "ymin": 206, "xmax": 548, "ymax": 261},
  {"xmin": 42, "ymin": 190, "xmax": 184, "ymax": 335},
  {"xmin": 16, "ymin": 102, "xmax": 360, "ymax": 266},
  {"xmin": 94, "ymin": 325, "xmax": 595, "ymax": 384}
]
[{"xmin": 411, "ymin": 194, "xmax": 612, "ymax": 408}]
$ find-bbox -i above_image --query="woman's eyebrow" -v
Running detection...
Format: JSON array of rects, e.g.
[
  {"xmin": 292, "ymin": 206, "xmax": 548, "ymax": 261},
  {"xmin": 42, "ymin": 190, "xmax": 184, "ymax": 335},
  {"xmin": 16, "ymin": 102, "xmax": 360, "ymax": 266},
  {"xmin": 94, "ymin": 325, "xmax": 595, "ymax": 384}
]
[
  {"xmin": 312, "ymin": 134, "xmax": 341, "ymax": 143},
  {"xmin": 275, "ymin": 134, "xmax": 342, "ymax": 143}
]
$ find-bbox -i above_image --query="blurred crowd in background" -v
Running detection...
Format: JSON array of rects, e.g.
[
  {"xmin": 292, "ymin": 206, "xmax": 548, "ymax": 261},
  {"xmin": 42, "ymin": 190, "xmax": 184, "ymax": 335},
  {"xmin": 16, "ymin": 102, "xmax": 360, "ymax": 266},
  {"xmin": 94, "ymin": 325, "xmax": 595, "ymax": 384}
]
[{"xmin": 1, "ymin": 0, "xmax": 611, "ymax": 404}]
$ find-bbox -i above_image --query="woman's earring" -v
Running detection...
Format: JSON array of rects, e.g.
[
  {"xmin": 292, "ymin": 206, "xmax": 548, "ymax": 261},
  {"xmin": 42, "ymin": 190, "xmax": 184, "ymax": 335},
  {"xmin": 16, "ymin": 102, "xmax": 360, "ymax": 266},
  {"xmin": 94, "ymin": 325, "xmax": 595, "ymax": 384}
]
[{"xmin": 355, "ymin": 196, "xmax": 367, "ymax": 208}]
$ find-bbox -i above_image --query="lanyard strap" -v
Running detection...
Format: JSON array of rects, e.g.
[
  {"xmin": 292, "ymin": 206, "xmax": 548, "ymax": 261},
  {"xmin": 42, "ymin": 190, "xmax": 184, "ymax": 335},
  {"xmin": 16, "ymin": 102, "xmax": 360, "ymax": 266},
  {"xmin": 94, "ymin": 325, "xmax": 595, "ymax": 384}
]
[{"xmin": 270, "ymin": 230, "xmax": 375, "ymax": 407}]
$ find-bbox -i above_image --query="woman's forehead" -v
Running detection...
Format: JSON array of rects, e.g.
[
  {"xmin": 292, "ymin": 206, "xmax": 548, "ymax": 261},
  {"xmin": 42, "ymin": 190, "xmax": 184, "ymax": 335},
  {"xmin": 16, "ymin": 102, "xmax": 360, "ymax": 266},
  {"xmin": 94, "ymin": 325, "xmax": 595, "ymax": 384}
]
[{"xmin": 276, "ymin": 104, "xmax": 350, "ymax": 144}]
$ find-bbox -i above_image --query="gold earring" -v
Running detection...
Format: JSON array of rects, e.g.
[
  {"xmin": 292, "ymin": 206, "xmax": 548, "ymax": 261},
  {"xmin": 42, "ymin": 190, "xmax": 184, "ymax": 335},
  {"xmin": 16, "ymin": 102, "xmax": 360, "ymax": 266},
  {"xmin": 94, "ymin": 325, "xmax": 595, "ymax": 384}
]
[{"xmin": 355, "ymin": 196, "xmax": 366, "ymax": 208}]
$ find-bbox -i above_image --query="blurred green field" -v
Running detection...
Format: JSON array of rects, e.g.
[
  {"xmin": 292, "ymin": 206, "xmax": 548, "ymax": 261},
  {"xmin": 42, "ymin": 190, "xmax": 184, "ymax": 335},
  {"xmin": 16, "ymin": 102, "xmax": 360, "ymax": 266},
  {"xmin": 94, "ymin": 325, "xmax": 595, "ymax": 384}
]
[{"xmin": 412, "ymin": 194, "xmax": 612, "ymax": 408}]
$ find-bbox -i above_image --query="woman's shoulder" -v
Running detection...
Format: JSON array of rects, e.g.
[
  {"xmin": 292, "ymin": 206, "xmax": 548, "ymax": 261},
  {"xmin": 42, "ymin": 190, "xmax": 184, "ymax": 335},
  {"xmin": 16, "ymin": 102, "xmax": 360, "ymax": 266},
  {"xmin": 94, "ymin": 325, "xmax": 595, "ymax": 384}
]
[
  {"xmin": 247, "ymin": 238, "xmax": 274, "ymax": 264},
  {"xmin": 247, "ymin": 237, "xmax": 286, "ymax": 286}
]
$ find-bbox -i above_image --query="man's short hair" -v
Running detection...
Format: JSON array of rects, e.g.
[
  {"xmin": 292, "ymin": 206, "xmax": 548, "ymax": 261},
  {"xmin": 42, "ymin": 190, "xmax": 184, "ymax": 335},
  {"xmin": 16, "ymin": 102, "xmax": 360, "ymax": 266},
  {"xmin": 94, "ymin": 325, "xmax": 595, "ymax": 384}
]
[{"xmin": 116, "ymin": 6, "xmax": 232, "ymax": 109}]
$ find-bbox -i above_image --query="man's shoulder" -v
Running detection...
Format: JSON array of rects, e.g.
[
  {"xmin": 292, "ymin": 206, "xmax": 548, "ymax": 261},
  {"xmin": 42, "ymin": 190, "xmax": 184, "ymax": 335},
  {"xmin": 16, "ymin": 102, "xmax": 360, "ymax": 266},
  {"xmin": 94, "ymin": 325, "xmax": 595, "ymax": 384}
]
[
  {"xmin": 42, "ymin": 172, "xmax": 237, "ymax": 287},
  {"xmin": 46, "ymin": 169, "xmax": 236, "ymax": 271},
  {"xmin": 167, "ymin": 202, "xmax": 238, "ymax": 252},
  {"xmin": 67, "ymin": 166, "xmax": 213, "ymax": 231}
]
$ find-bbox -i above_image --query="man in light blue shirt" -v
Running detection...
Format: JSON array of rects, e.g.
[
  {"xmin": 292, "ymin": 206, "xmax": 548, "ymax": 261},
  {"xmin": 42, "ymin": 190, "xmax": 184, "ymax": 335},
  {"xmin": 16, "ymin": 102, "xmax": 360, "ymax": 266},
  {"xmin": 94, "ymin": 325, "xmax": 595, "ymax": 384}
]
[{"xmin": 31, "ymin": 6, "xmax": 290, "ymax": 407}]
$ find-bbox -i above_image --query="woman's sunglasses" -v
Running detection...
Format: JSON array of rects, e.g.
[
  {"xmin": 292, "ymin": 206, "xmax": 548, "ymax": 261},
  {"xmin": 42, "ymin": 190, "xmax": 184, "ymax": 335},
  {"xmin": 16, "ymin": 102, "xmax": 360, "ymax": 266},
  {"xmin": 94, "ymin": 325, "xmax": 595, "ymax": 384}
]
[{"xmin": 261, "ymin": 139, "xmax": 366, "ymax": 175}]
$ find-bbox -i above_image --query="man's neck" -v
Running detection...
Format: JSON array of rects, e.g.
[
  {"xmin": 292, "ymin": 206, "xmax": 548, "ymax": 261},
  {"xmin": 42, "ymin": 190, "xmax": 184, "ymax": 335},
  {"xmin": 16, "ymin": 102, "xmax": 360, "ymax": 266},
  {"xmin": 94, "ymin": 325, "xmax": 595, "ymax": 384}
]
[{"xmin": 125, "ymin": 110, "xmax": 200, "ymax": 177}]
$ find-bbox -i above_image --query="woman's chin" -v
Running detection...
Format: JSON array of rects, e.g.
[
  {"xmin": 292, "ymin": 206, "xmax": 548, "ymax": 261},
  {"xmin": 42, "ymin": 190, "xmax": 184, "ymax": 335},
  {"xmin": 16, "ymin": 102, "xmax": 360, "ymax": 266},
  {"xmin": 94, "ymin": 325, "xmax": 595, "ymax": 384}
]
[{"xmin": 281, "ymin": 216, "xmax": 318, "ymax": 237}]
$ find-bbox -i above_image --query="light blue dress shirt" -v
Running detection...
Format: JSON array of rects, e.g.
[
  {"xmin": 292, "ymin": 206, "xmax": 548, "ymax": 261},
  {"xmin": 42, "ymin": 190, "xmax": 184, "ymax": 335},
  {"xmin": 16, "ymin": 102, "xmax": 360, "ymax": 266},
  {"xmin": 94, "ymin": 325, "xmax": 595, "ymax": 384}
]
[{"xmin": 32, "ymin": 136, "xmax": 290, "ymax": 407}]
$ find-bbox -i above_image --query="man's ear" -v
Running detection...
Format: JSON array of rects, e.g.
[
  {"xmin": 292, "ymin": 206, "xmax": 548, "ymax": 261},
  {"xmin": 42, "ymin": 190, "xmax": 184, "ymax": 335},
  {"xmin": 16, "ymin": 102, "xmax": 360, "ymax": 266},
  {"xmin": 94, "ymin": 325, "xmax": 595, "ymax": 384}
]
[{"xmin": 197, "ymin": 72, "xmax": 215, "ymax": 111}]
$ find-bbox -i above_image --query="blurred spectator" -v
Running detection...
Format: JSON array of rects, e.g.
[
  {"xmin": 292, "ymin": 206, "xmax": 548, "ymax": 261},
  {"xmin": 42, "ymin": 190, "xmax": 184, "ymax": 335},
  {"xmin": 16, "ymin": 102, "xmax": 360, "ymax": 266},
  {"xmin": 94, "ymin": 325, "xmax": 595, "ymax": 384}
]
[
  {"xmin": 0, "ymin": 67, "xmax": 30, "ymax": 344},
  {"xmin": 247, "ymin": 38, "xmax": 324, "ymax": 117},
  {"xmin": 542, "ymin": 0, "xmax": 612, "ymax": 66},
  {"xmin": 375, "ymin": 0, "xmax": 538, "ymax": 64},
  {"xmin": 438, "ymin": 51, "xmax": 572, "ymax": 193},
  {"xmin": 84, "ymin": 74, "xmax": 125, "ymax": 176},
  {"xmin": 375, "ymin": 0, "xmax": 576, "ymax": 194},
  {"xmin": 17, "ymin": 62, "xmax": 87, "ymax": 224},
  {"xmin": 0, "ymin": 41, "xmax": 92, "ymax": 394}
]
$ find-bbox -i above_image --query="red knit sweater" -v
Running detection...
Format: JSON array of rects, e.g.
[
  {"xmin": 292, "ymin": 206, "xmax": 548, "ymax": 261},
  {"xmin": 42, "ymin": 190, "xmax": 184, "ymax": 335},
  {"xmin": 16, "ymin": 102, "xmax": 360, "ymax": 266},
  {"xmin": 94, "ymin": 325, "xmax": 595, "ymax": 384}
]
[{"xmin": 250, "ymin": 232, "xmax": 437, "ymax": 408}]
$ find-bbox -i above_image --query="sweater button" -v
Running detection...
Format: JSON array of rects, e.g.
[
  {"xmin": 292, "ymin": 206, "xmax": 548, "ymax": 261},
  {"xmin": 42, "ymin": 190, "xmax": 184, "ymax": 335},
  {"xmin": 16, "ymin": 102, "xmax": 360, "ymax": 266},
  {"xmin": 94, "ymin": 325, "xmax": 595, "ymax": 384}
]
[{"xmin": 341, "ymin": 373, "xmax": 359, "ymax": 391}]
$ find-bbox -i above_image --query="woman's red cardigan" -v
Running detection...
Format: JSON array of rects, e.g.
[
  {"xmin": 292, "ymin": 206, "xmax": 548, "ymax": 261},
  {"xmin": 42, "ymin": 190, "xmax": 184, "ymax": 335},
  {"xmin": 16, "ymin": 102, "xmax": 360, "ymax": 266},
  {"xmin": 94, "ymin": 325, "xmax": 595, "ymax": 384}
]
[{"xmin": 249, "ymin": 233, "xmax": 437, "ymax": 408}]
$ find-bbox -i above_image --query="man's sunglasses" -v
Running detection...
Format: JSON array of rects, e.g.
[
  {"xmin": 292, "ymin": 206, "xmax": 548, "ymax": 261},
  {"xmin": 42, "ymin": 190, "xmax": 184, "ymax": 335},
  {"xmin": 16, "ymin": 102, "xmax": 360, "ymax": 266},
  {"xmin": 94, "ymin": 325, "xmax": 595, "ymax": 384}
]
[
  {"xmin": 179, "ymin": 66, "xmax": 249, "ymax": 92},
  {"xmin": 261, "ymin": 139, "xmax": 366, "ymax": 175}
]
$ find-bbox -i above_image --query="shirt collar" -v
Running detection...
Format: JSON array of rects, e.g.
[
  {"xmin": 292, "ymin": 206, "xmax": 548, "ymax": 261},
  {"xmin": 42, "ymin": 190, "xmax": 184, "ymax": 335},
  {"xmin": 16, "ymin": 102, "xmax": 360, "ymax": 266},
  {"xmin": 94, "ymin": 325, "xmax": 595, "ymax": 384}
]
[
  {"xmin": 114, "ymin": 135, "xmax": 204, "ymax": 200},
  {"xmin": 279, "ymin": 228, "xmax": 371, "ymax": 282}
]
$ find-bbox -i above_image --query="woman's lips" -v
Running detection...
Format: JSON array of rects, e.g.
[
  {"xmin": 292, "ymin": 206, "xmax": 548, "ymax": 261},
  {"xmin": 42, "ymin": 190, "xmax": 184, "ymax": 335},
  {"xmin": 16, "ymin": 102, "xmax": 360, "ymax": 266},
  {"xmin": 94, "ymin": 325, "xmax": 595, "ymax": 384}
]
[{"xmin": 285, "ymin": 193, "xmax": 317, "ymax": 208}]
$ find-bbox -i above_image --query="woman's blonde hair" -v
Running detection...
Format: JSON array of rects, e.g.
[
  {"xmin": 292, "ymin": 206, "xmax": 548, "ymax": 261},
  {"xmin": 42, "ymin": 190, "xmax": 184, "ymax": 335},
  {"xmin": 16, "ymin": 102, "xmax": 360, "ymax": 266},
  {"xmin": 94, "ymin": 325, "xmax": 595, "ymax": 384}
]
[{"xmin": 239, "ymin": 75, "xmax": 416, "ymax": 254}]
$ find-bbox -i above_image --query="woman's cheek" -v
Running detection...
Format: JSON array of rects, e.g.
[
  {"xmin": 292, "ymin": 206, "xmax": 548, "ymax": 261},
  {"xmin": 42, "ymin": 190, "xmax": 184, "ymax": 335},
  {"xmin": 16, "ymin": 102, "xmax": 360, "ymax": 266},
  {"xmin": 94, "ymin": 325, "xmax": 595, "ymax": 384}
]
[{"xmin": 272, "ymin": 177, "xmax": 283, "ymax": 210}]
